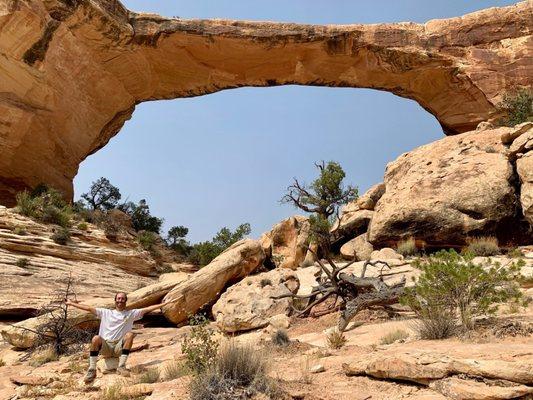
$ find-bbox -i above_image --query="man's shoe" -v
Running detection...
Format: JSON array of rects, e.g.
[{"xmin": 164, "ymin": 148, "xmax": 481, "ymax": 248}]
[
  {"xmin": 83, "ymin": 369, "xmax": 96, "ymax": 384},
  {"xmin": 116, "ymin": 366, "xmax": 130, "ymax": 377}
]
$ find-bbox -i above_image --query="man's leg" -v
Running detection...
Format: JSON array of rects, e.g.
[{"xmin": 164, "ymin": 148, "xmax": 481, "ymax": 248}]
[
  {"xmin": 117, "ymin": 332, "xmax": 134, "ymax": 375},
  {"xmin": 84, "ymin": 335, "xmax": 102, "ymax": 383}
]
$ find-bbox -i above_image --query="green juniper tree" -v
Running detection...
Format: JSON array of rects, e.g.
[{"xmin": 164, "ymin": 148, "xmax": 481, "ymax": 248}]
[
  {"xmin": 81, "ymin": 177, "xmax": 121, "ymax": 211},
  {"xmin": 281, "ymin": 161, "xmax": 357, "ymax": 256}
]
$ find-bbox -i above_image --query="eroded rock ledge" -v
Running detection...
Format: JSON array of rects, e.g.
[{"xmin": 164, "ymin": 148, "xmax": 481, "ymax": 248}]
[{"xmin": 0, "ymin": 0, "xmax": 531, "ymax": 205}]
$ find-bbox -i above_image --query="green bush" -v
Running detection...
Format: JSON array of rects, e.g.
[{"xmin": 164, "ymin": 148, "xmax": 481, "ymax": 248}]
[
  {"xmin": 497, "ymin": 87, "xmax": 533, "ymax": 127},
  {"xmin": 77, "ymin": 222, "xmax": 88, "ymax": 231},
  {"xmin": 464, "ymin": 236, "xmax": 500, "ymax": 257},
  {"xmin": 507, "ymin": 248, "xmax": 523, "ymax": 258},
  {"xmin": 181, "ymin": 314, "xmax": 219, "ymax": 374},
  {"xmin": 16, "ymin": 258, "xmax": 29, "ymax": 268},
  {"xmin": 52, "ymin": 228, "xmax": 71, "ymax": 245},
  {"xmin": 396, "ymin": 238, "xmax": 418, "ymax": 257},
  {"xmin": 13, "ymin": 226, "xmax": 27, "ymax": 236},
  {"xmin": 15, "ymin": 186, "xmax": 71, "ymax": 227},
  {"xmin": 189, "ymin": 342, "xmax": 277, "ymax": 400},
  {"xmin": 138, "ymin": 231, "xmax": 157, "ymax": 251},
  {"xmin": 401, "ymin": 250, "xmax": 524, "ymax": 333},
  {"xmin": 188, "ymin": 223, "xmax": 251, "ymax": 266}
]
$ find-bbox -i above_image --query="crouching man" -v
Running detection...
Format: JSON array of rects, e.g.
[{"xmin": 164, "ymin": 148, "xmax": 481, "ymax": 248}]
[{"xmin": 65, "ymin": 291, "xmax": 174, "ymax": 383}]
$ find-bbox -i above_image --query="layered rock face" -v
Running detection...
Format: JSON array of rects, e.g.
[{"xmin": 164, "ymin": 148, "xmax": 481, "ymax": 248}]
[
  {"xmin": 0, "ymin": 0, "xmax": 531, "ymax": 205},
  {"xmin": 0, "ymin": 206, "xmax": 158, "ymax": 319}
]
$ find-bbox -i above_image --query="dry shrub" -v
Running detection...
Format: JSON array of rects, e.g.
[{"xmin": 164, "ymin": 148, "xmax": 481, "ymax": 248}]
[
  {"xmin": 137, "ymin": 367, "xmax": 160, "ymax": 384},
  {"xmin": 379, "ymin": 329, "xmax": 409, "ymax": 345},
  {"xmin": 102, "ymin": 383, "xmax": 129, "ymax": 400},
  {"xmin": 189, "ymin": 342, "xmax": 279, "ymax": 400},
  {"xmin": 51, "ymin": 228, "xmax": 70, "ymax": 245},
  {"xmin": 326, "ymin": 329, "xmax": 347, "ymax": 349},
  {"xmin": 16, "ymin": 257, "xmax": 29, "ymax": 268},
  {"xmin": 396, "ymin": 238, "xmax": 418, "ymax": 257},
  {"xmin": 411, "ymin": 311, "xmax": 457, "ymax": 340},
  {"xmin": 0, "ymin": 359, "xmax": 5, "ymax": 367},
  {"xmin": 181, "ymin": 314, "xmax": 219, "ymax": 374},
  {"xmin": 29, "ymin": 346, "xmax": 58, "ymax": 367},
  {"xmin": 271, "ymin": 329, "xmax": 290, "ymax": 347},
  {"xmin": 162, "ymin": 360, "xmax": 187, "ymax": 381},
  {"xmin": 465, "ymin": 236, "xmax": 500, "ymax": 257}
]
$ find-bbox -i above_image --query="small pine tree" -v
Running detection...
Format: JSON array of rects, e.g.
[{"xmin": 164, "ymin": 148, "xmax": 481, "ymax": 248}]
[{"xmin": 81, "ymin": 177, "xmax": 121, "ymax": 211}]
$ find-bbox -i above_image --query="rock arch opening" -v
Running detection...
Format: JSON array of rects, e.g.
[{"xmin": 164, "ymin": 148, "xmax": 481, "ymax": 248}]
[{"xmin": 0, "ymin": 0, "xmax": 530, "ymax": 206}]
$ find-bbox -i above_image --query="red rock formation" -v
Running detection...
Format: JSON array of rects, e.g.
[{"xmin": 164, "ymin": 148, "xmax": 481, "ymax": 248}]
[{"xmin": 0, "ymin": 0, "xmax": 531, "ymax": 205}]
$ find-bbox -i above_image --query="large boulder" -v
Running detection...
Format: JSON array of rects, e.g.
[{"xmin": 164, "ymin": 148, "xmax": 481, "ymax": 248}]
[
  {"xmin": 212, "ymin": 269, "xmax": 299, "ymax": 333},
  {"xmin": 508, "ymin": 123, "xmax": 533, "ymax": 225},
  {"xmin": 354, "ymin": 183, "xmax": 386, "ymax": 211},
  {"xmin": 162, "ymin": 239, "xmax": 265, "ymax": 324},
  {"xmin": 260, "ymin": 216, "xmax": 310, "ymax": 269},
  {"xmin": 340, "ymin": 233, "xmax": 374, "ymax": 261},
  {"xmin": 368, "ymin": 127, "xmax": 520, "ymax": 246}
]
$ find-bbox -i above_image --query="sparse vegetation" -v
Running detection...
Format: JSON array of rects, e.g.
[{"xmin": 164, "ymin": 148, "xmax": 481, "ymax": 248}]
[
  {"xmin": 29, "ymin": 346, "xmax": 58, "ymax": 367},
  {"xmin": 16, "ymin": 258, "xmax": 29, "ymax": 268},
  {"xmin": 507, "ymin": 247, "xmax": 523, "ymax": 258},
  {"xmin": 101, "ymin": 383, "xmax": 129, "ymax": 400},
  {"xmin": 16, "ymin": 186, "xmax": 72, "ymax": 227},
  {"xmin": 326, "ymin": 329, "xmax": 347, "ymax": 349},
  {"xmin": 137, "ymin": 367, "xmax": 160, "ymax": 384},
  {"xmin": 379, "ymin": 329, "xmax": 409, "ymax": 345},
  {"xmin": 464, "ymin": 236, "xmax": 500, "ymax": 257},
  {"xmin": 52, "ymin": 228, "xmax": 71, "ymax": 245},
  {"xmin": 181, "ymin": 314, "xmax": 219, "ymax": 374},
  {"xmin": 77, "ymin": 222, "xmax": 88, "ymax": 231},
  {"xmin": 162, "ymin": 360, "xmax": 187, "ymax": 381},
  {"xmin": 271, "ymin": 329, "xmax": 290, "ymax": 347},
  {"xmin": 189, "ymin": 342, "xmax": 278, "ymax": 400},
  {"xmin": 260, "ymin": 278, "xmax": 273, "ymax": 288},
  {"xmin": 0, "ymin": 359, "xmax": 5, "ymax": 367},
  {"xmin": 138, "ymin": 231, "xmax": 157, "ymax": 251},
  {"xmin": 401, "ymin": 250, "xmax": 524, "ymax": 335},
  {"xmin": 497, "ymin": 87, "xmax": 533, "ymax": 127},
  {"xmin": 13, "ymin": 226, "xmax": 27, "ymax": 235},
  {"xmin": 396, "ymin": 238, "xmax": 418, "ymax": 257},
  {"xmin": 188, "ymin": 223, "xmax": 251, "ymax": 266}
]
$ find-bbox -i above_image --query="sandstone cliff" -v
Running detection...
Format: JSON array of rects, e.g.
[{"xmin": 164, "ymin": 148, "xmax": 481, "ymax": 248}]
[{"xmin": 0, "ymin": 0, "xmax": 531, "ymax": 205}]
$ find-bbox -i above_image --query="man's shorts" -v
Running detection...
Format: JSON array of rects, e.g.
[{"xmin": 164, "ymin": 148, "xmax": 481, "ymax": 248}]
[{"xmin": 100, "ymin": 338, "xmax": 124, "ymax": 358}]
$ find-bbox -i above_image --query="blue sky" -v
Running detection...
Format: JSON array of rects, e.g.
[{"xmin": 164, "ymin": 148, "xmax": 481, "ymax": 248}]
[{"xmin": 73, "ymin": 0, "xmax": 517, "ymax": 243}]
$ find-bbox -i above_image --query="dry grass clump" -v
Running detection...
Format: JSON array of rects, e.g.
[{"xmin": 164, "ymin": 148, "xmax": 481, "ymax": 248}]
[
  {"xmin": 189, "ymin": 342, "xmax": 279, "ymax": 400},
  {"xmin": 326, "ymin": 329, "xmax": 347, "ymax": 349},
  {"xmin": 379, "ymin": 329, "xmax": 409, "ymax": 345},
  {"xmin": 137, "ymin": 367, "xmax": 160, "ymax": 384},
  {"xmin": 396, "ymin": 238, "xmax": 418, "ymax": 257},
  {"xmin": 29, "ymin": 346, "xmax": 58, "ymax": 367},
  {"xmin": 271, "ymin": 329, "xmax": 290, "ymax": 347},
  {"xmin": 412, "ymin": 312, "xmax": 457, "ymax": 340},
  {"xmin": 102, "ymin": 383, "xmax": 129, "ymax": 400},
  {"xmin": 161, "ymin": 360, "xmax": 187, "ymax": 381},
  {"xmin": 464, "ymin": 236, "xmax": 500, "ymax": 257}
]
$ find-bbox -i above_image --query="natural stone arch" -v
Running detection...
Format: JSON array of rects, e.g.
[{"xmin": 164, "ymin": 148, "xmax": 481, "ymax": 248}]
[{"xmin": 0, "ymin": 0, "xmax": 531, "ymax": 205}]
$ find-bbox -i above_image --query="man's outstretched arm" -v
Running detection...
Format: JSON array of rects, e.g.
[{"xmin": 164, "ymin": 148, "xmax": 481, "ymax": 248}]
[
  {"xmin": 65, "ymin": 300, "xmax": 97, "ymax": 315},
  {"xmin": 139, "ymin": 298, "xmax": 177, "ymax": 317}
]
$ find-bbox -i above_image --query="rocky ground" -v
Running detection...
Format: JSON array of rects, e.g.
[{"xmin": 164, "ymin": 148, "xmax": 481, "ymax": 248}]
[{"xmin": 0, "ymin": 297, "xmax": 532, "ymax": 400}]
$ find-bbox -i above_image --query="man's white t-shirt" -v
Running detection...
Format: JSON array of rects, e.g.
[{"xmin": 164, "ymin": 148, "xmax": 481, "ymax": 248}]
[{"xmin": 95, "ymin": 308, "xmax": 143, "ymax": 341}]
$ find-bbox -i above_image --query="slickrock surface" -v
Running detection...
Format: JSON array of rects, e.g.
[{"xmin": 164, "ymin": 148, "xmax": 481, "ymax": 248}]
[{"xmin": 0, "ymin": 0, "xmax": 531, "ymax": 205}]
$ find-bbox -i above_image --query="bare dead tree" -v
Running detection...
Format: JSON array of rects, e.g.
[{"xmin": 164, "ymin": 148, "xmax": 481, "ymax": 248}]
[
  {"xmin": 278, "ymin": 161, "xmax": 405, "ymax": 331},
  {"xmin": 10, "ymin": 273, "xmax": 97, "ymax": 358}
]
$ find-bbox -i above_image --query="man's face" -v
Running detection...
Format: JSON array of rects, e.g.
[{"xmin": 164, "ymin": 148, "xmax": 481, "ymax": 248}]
[{"xmin": 115, "ymin": 293, "xmax": 127, "ymax": 310}]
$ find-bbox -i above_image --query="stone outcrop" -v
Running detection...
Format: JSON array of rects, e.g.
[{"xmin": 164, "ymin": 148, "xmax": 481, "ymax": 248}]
[
  {"xmin": 0, "ymin": 1, "xmax": 531, "ymax": 205},
  {"xmin": 212, "ymin": 269, "xmax": 299, "ymax": 333},
  {"xmin": 162, "ymin": 239, "xmax": 265, "ymax": 324},
  {"xmin": 368, "ymin": 126, "xmax": 528, "ymax": 247},
  {"xmin": 343, "ymin": 350, "xmax": 533, "ymax": 398},
  {"xmin": 506, "ymin": 123, "xmax": 533, "ymax": 225},
  {"xmin": 0, "ymin": 206, "xmax": 159, "ymax": 318},
  {"xmin": 260, "ymin": 216, "xmax": 311, "ymax": 269},
  {"xmin": 340, "ymin": 233, "xmax": 373, "ymax": 260}
]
